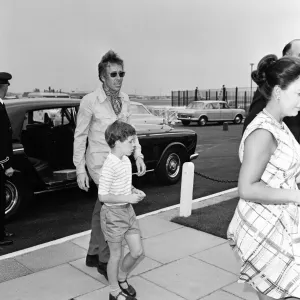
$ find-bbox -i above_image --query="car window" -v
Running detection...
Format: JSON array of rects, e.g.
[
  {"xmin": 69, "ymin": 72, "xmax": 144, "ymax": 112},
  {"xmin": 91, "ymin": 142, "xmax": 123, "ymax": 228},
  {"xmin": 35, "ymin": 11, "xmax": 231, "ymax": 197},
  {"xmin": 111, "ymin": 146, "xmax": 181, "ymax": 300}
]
[
  {"xmin": 205, "ymin": 104, "xmax": 213, "ymax": 109},
  {"xmin": 211, "ymin": 103, "xmax": 220, "ymax": 109},
  {"xmin": 187, "ymin": 102, "xmax": 205, "ymax": 109},
  {"xmin": 29, "ymin": 107, "xmax": 77, "ymax": 127},
  {"xmin": 31, "ymin": 108, "xmax": 69, "ymax": 126},
  {"xmin": 64, "ymin": 107, "xmax": 78, "ymax": 125},
  {"xmin": 130, "ymin": 104, "xmax": 150, "ymax": 115},
  {"xmin": 220, "ymin": 103, "xmax": 229, "ymax": 109}
]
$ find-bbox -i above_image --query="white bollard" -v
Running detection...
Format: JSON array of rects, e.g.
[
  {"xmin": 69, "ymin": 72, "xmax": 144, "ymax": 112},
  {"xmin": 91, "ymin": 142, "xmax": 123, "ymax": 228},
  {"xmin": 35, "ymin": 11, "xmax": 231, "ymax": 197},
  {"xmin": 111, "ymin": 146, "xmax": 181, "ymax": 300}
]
[{"xmin": 179, "ymin": 162, "xmax": 195, "ymax": 217}]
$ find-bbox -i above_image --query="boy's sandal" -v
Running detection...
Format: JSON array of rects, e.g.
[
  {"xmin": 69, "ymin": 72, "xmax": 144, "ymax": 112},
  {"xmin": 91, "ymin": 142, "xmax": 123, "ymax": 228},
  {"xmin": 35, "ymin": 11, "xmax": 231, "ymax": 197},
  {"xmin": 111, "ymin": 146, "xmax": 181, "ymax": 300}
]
[
  {"xmin": 109, "ymin": 291, "xmax": 136, "ymax": 300},
  {"xmin": 118, "ymin": 279, "xmax": 137, "ymax": 297}
]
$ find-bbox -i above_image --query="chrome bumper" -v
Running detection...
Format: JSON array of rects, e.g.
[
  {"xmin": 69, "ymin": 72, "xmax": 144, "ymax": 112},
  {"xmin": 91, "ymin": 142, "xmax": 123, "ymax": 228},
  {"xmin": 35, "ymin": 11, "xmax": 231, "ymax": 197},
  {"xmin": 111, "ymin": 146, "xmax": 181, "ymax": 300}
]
[
  {"xmin": 178, "ymin": 117, "xmax": 198, "ymax": 121},
  {"xmin": 190, "ymin": 153, "xmax": 199, "ymax": 161}
]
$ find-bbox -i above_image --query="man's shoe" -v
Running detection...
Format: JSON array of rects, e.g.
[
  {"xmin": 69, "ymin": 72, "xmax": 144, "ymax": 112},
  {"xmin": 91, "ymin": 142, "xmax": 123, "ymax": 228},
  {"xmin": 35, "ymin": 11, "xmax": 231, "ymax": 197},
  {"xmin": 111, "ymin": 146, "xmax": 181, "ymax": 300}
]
[
  {"xmin": 0, "ymin": 239, "xmax": 13, "ymax": 246},
  {"xmin": 97, "ymin": 261, "xmax": 108, "ymax": 281},
  {"xmin": 85, "ymin": 254, "xmax": 99, "ymax": 267},
  {"xmin": 118, "ymin": 279, "xmax": 136, "ymax": 297},
  {"xmin": 4, "ymin": 231, "xmax": 15, "ymax": 238}
]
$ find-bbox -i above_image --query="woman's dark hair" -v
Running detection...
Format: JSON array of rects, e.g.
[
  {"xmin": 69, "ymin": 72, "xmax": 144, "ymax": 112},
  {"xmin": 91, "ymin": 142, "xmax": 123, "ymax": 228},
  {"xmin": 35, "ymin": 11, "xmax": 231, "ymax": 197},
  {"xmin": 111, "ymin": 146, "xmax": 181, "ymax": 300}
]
[
  {"xmin": 251, "ymin": 54, "xmax": 300, "ymax": 100},
  {"xmin": 98, "ymin": 50, "xmax": 124, "ymax": 82},
  {"xmin": 105, "ymin": 120, "xmax": 136, "ymax": 148}
]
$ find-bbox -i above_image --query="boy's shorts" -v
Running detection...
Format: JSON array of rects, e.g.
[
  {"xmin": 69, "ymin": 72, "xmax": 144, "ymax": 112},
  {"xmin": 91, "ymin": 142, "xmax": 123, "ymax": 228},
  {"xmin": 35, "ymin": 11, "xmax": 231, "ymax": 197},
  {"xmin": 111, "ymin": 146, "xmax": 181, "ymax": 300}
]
[{"xmin": 100, "ymin": 203, "xmax": 140, "ymax": 243}]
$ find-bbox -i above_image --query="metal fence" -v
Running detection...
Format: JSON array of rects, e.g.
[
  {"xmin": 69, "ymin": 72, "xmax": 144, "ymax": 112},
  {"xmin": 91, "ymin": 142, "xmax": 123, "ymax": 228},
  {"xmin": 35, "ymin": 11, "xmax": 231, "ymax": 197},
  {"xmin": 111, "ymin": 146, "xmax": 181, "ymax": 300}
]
[{"xmin": 171, "ymin": 86, "xmax": 257, "ymax": 113}]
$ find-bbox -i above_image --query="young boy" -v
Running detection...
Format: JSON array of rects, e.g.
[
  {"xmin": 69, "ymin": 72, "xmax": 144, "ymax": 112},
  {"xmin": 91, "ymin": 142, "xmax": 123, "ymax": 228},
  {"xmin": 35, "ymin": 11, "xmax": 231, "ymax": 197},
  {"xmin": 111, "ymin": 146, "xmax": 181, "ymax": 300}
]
[{"xmin": 98, "ymin": 120, "xmax": 145, "ymax": 300}]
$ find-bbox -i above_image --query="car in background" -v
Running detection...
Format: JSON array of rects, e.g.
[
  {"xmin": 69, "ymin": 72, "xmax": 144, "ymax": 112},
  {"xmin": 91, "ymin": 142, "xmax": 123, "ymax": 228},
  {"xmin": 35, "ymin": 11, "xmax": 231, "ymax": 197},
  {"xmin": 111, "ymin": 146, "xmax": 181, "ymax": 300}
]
[
  {"xmin": 177, "ymin": 100, "xmax": 245, "ymax": 126},
  {"xmin": 130, "ymin": 101, "xmax": 164, "ymax": 125},
  {"xmin": 5, "ymin": 98, "xmax": 198, "ymax": 219},
  {"xmin": 4, "ymin": 95, "xmax": 19, "ymax": 100}
]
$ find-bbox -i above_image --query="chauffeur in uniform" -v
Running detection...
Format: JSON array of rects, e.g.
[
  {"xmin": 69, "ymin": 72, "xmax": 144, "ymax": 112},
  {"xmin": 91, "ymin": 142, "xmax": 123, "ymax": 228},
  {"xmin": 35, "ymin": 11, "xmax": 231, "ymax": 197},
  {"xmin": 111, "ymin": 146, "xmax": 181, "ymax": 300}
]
[{"xmin": 0, "ymin": 72, "xmax": 15, "ymax": 246}]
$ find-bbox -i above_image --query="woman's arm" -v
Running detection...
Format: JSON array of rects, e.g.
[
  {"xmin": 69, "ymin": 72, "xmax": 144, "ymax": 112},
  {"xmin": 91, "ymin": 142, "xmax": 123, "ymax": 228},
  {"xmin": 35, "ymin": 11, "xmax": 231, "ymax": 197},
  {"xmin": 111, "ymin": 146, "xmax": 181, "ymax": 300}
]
[{"xmin": 238, "ymin": 128, "xmax": 300, "ymax": 204}]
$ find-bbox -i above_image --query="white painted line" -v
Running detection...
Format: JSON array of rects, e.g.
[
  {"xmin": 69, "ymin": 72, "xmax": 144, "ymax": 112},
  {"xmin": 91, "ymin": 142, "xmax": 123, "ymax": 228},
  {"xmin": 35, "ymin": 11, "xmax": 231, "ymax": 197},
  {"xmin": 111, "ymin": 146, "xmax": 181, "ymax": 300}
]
[
  {"xmin": 137, "ymin": 187, "xmax": 237, "ymax": 219},
  {"xmin": 0, "ymin": 187, "xmax": 237, "ymax": 260},
  {"xmin": 0, "ymin": 230, "xmax": 91, "ymax": 261}
]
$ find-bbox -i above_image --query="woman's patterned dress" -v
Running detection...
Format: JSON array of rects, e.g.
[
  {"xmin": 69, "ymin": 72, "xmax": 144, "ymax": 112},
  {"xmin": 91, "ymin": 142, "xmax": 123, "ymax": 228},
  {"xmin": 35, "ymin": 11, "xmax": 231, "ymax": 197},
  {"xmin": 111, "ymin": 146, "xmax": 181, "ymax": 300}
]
[{"xmin": 228, "ymin": 109, "xmax": 300, "ymax": 299}]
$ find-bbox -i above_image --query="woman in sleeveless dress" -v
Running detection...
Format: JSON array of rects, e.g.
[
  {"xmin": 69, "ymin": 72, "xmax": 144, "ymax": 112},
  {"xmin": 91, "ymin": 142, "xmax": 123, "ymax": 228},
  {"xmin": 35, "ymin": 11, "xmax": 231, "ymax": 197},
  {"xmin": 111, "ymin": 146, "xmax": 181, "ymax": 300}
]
[{"xmin": 227, "ymin": 54, "xmax": 300, "ymax": 300}]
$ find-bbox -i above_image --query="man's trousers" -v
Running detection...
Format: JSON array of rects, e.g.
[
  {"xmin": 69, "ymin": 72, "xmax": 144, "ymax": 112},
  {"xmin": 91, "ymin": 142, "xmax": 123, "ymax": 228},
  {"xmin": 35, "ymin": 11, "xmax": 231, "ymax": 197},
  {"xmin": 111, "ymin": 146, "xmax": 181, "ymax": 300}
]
[{"xmin": 87, "ymin": 198, "xmax": 110, "ymax": 263}]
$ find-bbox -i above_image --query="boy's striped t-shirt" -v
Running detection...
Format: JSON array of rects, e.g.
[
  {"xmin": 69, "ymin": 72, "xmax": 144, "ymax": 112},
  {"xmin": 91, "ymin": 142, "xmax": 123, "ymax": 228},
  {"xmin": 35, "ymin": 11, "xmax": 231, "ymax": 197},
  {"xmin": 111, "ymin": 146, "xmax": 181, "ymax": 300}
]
[{"xmin": 98, "ymin": 153, "xmax": 132, "ymax": 206}]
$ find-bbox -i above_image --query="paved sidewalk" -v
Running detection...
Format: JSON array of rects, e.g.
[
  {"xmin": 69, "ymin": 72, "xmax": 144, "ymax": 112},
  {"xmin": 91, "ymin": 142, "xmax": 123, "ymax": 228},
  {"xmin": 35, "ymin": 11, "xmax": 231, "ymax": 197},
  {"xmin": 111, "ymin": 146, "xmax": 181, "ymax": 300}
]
[{"xmin": 0, "ymin": 189, "xmax": 258, "ymax": 300}]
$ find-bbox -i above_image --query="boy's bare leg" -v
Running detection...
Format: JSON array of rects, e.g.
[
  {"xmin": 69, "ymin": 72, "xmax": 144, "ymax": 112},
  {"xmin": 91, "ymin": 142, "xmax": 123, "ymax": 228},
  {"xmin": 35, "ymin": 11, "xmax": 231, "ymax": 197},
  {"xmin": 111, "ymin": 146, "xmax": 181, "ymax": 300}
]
[
  {"xmin": 107, "ymin": 241, "xmax": 123, "ymax": 298},
  {"xmin": 119, "ymin": 233, "xmax": 144, "ymax": 286}
]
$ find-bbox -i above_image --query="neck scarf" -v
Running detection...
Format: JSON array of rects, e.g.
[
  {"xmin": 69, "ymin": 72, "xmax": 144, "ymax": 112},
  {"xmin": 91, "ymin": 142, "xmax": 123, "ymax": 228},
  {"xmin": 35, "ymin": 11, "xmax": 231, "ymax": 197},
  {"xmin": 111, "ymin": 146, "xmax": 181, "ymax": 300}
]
[{"xmin": 103, "ymin": 83, "xmax": 122, "ymax": 115}]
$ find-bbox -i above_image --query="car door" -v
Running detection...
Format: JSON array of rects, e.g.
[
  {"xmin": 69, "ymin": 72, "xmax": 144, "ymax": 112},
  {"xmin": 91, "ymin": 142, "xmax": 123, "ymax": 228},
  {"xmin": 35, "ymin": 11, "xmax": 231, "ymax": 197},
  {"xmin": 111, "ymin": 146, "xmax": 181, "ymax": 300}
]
[
  {"xmin": 49, "ymin": 107, "xmax": 77, "ymax": 169},
  {"xmin": 210, "ymin": 102, "xmax": 222, "ymax": 121},
  {"xmin": 220, "ymin": 102, "xmax": 232, "ymax": 120}
]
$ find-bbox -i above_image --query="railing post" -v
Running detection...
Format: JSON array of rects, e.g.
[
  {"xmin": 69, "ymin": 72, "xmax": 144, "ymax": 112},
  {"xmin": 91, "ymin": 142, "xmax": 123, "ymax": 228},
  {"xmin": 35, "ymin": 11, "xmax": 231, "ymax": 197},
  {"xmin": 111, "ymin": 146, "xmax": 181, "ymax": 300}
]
[
  {"xmin": 179, "ymin": 162, "xmax": 195, "ymax": 217},
  {"xmin": 235, "ymin": 87, "xmax": 238, "ymax": 108},
  {"xmin": 186, "ymin": 90, "xmax": 188, "ymax": 106},
  {"xmin": 208, "ymin": 89, "xmax": 211, "ymax": 100},
  {"xmin": 178, "ymin": 91, "xmax": 180, "ymax": 107}
]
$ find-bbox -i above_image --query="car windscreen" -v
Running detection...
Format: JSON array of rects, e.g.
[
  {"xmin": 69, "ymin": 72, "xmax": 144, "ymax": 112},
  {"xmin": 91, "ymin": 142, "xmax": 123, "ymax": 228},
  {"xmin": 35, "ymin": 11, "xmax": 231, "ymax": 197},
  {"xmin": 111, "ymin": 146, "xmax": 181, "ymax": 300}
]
[
  {"xmin": 130, "ymin": 104, "xmax": 151, "ymax": 114},
  {"xmin": 187, "ymin": 102, "xmax": 205, "ymax": 109}
]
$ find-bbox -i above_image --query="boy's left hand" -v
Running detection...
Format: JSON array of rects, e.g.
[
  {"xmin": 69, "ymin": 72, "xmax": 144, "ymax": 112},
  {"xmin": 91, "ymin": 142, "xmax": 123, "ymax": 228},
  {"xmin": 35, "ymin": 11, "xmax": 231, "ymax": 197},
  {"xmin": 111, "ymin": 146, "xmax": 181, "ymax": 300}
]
[{"xmin": 133, "ymin": 188, "xmax": 146, "ymax": 199}]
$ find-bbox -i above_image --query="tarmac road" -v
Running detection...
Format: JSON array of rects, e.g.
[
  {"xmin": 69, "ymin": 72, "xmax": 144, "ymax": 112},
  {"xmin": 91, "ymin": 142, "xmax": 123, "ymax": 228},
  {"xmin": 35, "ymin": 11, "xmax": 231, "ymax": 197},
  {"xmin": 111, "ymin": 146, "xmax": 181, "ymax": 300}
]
[{"xmin": 1, "ymin": 123, "xmax": 242, "ymax": 255}]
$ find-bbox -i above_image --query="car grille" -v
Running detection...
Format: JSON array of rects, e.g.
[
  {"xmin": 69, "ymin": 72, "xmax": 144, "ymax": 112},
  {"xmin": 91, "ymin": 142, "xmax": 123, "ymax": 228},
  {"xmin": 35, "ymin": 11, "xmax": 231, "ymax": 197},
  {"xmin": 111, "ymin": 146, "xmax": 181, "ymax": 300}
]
[{"xmin": 180, "ymin": 114, "xmax": 187, "ymax": 118}]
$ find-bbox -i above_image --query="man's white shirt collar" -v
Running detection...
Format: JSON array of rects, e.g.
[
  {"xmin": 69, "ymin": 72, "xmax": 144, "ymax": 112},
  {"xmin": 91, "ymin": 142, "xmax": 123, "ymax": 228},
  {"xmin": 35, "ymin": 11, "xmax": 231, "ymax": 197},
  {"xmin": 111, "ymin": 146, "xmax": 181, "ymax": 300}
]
[{"xmin": 0, "ymin": 98, "xmax": 3, "ymax": 104}]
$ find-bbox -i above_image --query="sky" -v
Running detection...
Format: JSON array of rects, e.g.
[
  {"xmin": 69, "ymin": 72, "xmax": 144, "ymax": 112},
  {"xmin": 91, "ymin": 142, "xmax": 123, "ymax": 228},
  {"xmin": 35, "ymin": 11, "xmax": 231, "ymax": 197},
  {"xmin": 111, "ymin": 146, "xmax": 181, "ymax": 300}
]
[{"xmin": 1, "ymin": 0, "xmax": 300, "ymax": 96}]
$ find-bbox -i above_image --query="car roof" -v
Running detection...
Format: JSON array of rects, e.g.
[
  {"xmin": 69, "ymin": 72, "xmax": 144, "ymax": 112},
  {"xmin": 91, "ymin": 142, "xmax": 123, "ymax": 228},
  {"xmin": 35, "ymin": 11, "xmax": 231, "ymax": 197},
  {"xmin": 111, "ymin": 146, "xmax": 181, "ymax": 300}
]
[
  {"xmin": 27, "ymin": 92, "xmax": 70, "ymax": 98},
  {"xmin": 5, "ymin": 98, "xmax": 80, "ymax": 108}
]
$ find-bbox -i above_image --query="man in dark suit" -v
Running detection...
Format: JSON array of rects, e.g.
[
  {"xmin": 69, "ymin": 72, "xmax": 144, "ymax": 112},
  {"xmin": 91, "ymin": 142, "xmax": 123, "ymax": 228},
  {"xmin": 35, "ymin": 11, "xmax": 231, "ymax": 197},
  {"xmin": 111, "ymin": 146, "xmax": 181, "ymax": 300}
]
[
  {"xmin": 243, "ymin": 39, "xmax": 300, "ymax": 140},
  {"xmin": 0, "ymin": 72, "xmax": 15, "ymax": 246}
]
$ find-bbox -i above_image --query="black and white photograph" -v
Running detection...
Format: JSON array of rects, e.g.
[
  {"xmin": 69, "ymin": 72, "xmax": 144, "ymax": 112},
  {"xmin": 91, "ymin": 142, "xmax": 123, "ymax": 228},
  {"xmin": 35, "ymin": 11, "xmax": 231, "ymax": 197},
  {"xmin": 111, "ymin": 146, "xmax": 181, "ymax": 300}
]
[{"xmin": 1, "ymin": 1, "xmax": 300, "ymax": 299}]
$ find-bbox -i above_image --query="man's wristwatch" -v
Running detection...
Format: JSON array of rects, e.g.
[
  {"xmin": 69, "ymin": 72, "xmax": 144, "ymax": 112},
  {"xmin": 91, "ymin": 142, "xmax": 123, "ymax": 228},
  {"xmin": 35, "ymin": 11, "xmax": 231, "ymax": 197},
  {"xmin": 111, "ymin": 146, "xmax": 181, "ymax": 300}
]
[{"xmin": 135, "ymin": 155, "xmax": 144, "ymax": 161}]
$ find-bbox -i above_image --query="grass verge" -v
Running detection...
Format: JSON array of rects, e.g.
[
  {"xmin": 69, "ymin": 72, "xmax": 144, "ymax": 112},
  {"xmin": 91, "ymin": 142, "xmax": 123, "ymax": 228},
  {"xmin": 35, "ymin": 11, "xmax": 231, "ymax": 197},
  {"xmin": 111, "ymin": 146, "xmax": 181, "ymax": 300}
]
[{"xmin": 171, "ymin": 197, "xmax": 239, "ymax": 239}]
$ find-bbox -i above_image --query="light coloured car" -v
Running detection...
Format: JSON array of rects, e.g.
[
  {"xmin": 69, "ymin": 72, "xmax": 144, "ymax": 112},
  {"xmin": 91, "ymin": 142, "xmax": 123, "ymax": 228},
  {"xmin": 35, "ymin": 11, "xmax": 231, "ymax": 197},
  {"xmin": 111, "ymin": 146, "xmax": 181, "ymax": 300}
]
[
  {"xmin": 177, "ymin": 100, "xmax": 246, "ymax": 126},
  {"xmin": 130, "ymin": 101, "xmax": 164, "ymax": 125}
]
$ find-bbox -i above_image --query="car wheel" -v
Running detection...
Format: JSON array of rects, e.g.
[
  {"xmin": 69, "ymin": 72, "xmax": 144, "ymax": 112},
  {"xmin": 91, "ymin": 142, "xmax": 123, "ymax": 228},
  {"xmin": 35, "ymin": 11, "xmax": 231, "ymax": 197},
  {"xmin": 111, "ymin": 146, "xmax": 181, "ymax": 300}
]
[
  {"xmin": 181, "ymin": 120, "xmax": 191, "ymax": 126},
  {"xmin": 234, "ymin": 114, "xmax": 243, "ymax": 124},
  {"xmin": 156, "ymin": 147, "xmax": 188, "ymax": 185},
  {"xmin": 198, "ymin": 116, "xmax": 207, "ymax": 126},
  {"xmin": 5, "ymin": 177, "xmax": 31, "ymax": 220}
]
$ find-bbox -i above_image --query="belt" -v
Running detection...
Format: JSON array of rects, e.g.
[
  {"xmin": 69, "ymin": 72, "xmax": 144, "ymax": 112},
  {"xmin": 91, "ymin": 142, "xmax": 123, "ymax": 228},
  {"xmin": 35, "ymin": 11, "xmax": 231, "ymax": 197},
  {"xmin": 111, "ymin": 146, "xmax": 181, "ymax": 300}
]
[{"xmin": 104, "ymin": 203, "xmax": 130, "ymax": 208}]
